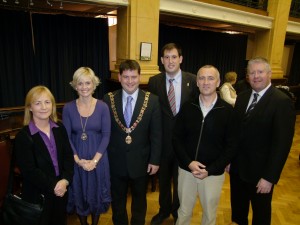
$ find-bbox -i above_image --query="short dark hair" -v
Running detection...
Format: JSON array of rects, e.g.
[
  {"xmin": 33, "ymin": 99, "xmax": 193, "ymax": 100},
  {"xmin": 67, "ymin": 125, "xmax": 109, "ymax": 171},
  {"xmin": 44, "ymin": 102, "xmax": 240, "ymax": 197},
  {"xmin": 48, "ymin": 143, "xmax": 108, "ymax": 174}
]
[
  {"xmin": 119, "ymin": 59, "xmax": 141, "ymax": 75},
  {"xmin": 161, "ymin": 43, "xmax": 182, "ymax": 57}
]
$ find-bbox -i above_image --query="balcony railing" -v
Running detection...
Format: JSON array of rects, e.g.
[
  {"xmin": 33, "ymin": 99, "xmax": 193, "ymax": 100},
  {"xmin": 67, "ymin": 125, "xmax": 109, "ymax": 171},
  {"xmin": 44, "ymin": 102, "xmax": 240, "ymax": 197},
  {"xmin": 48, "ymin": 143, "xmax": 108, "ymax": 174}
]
[{"xmin": 222, "ymin": 0, "xmax": 268, "ymax": 10}]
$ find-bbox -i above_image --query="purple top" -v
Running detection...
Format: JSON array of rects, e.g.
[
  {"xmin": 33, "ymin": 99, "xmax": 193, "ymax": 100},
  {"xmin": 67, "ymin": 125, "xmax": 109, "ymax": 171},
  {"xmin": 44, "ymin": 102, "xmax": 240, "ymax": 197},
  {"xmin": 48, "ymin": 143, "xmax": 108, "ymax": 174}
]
[
  {"xmin": 62, "ymin": 99, "xmax": 111, "ymax": 215},
  {"xmin": 29, "ymin": 120, "xmax": 59, "ymax": 176}
]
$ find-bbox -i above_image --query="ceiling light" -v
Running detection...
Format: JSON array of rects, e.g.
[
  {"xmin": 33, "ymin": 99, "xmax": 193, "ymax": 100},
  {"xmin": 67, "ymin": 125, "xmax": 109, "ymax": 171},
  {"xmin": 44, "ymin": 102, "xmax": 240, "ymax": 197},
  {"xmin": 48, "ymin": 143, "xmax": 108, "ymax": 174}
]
[
  {"xmin": 222, "ymin": 31, "xmax": 241, "ymax": 34},
  {"xmin": 95, "ymin": 15, "xmax": 106, "ymax": 18}
]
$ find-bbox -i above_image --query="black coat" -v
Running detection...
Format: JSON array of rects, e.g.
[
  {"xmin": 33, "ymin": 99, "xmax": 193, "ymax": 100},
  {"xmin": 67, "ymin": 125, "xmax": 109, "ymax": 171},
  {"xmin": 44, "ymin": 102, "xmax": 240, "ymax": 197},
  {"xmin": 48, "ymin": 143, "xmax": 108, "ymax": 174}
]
[
  {"xmin": 148, "ymin": 71, "xmax": 198, "ymax": 159},
  {"xmin": 14, "ymin": 124, "xmax": 74, "ymax": 203},
  {"xmin": 103, "ymin": 89, "xmax": 162, "ymax": 179},
  {"xmin": 231, "ymin": 86, "xmax": 296, "ymax": 184}
]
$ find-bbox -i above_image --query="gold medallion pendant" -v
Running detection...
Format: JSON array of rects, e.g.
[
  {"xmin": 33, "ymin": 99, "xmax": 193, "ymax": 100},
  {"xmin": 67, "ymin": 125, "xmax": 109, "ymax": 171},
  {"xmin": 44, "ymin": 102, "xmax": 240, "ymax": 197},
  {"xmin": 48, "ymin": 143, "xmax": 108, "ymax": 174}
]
[
  {"xmin": 81, "ymin": 132, "xmax": 88, "ymax": 141},
  {"xmin": 125, "ymin": 135, "xmax": 132, "ymax": 144},
  {"xmin": 108, "ymin": 91, "xmax": 151, "ymax": 146}
]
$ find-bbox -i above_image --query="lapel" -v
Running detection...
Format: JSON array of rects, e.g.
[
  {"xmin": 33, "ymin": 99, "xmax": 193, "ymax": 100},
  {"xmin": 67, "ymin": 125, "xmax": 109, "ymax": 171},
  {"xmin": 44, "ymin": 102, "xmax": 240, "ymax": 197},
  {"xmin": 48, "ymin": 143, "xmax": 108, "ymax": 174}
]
[
  {"xmin": 52, "ymin": 127, "xmax": 61, "ymax": 166},
  {"xmin": 243, "ymin": 86, "xmax": 273, "ymax": 120},
  {"xmin": 130, "ymin": 89, "xmax": 145, "ymax": 126},
  {"xmin": 250, "ymin": 86, "xmax": 273, "ymax": 116},
  {"xmin": 181, "ymin": 72, "xmax": 190, "ymax": 107},
  {"xmin": 159, "ymin": 73, "xmax": 169, "ymax": 106},
  {"xmin": 114, "ymin": 90, "xmax": 127, "ymax": 126},
  {"xmin": 33, "ymin": 133, "xmax": 54, "ymax": 165},
  {"xmin": 240, "ymin": 90, "xmax": 252, "ymax": 114}
]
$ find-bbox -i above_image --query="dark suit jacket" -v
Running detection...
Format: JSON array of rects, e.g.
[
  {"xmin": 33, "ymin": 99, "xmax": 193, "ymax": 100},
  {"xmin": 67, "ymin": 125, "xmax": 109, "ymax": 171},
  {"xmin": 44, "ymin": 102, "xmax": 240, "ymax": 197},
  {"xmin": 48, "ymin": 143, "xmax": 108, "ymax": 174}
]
[
  {"xmin": 103, "ymin": 89, "xmax": 162, "ymax": 179},
  {"xmin": 148, "ymin": 71, "xmax": 198, "ymax": 158},
  {"xmin": 14, "ymin": 124, "xmax": 74, "ymax": 203},
  {"xmin": 231, "ymin": 86, "xmax": 296, "ymax": 184}
]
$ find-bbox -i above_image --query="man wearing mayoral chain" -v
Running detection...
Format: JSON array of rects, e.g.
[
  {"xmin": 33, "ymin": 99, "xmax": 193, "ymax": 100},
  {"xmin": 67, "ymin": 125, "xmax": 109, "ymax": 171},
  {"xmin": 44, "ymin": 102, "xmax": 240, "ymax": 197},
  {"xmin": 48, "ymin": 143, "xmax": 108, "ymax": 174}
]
[{"xmin": 103, "ymin": 59, "xmax": 162, "ymax": 225}]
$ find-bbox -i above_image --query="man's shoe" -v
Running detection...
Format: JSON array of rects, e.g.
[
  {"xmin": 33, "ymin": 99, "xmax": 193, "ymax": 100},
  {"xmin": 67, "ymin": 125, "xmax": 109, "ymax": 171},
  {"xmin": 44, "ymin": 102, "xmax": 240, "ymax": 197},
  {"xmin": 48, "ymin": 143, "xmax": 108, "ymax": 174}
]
[{"xmin": 150, "ymin": 213, "xmax": 169, "ymax": 225}]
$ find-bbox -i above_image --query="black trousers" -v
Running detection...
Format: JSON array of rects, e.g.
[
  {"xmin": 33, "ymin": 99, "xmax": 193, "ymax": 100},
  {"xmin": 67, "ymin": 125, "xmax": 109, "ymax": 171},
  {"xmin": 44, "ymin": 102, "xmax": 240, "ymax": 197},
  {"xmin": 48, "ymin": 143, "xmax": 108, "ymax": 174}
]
[
  {"xmin": 230, "ymin": 173, "xmax": 274, "ymax": 225},
  {"xmin": 111, "ymin": 174, "xmax": 148, "ymax": 225},
  {"xmin": 40, "ymin": 193, "xmax": 68, "ymax": 225},
  {"xmin": 157, "ymin": 154, "xmax": 179, "ymax": 218}
]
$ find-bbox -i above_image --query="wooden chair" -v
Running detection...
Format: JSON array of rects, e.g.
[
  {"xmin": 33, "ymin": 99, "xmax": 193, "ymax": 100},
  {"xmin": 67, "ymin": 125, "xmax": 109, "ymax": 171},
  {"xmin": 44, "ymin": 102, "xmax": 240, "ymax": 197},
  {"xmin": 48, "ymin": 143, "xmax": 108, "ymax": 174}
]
[{"xmin": 0, "ymin": 136, "xmax": 12, "ymax": 207}]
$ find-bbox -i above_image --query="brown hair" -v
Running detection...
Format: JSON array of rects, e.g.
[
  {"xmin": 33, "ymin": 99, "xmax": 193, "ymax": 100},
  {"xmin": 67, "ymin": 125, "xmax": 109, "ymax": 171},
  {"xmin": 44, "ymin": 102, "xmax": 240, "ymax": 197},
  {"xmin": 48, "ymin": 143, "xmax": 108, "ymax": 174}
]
[
  {"xmin": 161, "ymin": 43, "xmax": 182, "ymax": 57},
  {"xmin": 224, "ymin": 71, "xmax": 237, "ymax": 82},
  {"xmin": 119, "ymin": 59, "xmax": 141, "ymax": 75}
]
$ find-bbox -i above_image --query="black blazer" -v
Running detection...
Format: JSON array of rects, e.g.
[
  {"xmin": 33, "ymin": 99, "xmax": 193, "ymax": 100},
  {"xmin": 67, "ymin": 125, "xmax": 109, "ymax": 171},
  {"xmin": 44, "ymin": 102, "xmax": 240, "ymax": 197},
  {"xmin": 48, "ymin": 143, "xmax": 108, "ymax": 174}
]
[
  {"xmin": 231, "ymin": 86, "xmax": 296, "ymax": 184},
  {"xmin": 148, "ymin": 71, "xmax": 198, "ymax": 158},
  {"xmin": 14, "ymin": 124, "xmax": 74, "ymax": 203},
  {"xmin": 103, "ymin": 89, "xmax": 162, "ymax": 179}
]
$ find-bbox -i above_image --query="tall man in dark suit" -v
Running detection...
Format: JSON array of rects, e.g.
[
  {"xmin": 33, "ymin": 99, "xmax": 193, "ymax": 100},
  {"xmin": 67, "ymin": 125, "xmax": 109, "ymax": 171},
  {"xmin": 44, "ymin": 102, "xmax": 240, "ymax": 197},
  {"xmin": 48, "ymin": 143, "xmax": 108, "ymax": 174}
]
[
  {"xmin": 148, "ymin": 43, "xmax": 198, "ymax": 224},
  {"xmin": 229, "ymin": 57, "xmax": 296, "ymax": 225},
  {"xmin": 103, "ymin": 59, "xmax": 162, "ymax": 225}
]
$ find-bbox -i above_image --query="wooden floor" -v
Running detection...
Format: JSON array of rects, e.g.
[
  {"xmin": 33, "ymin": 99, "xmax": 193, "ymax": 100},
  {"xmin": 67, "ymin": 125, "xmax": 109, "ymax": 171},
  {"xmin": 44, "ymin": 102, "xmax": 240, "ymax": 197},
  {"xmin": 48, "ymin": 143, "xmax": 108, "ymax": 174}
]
[{"xmin": 68, "ymin": 115, "xmax": 300, "ymax": 225}]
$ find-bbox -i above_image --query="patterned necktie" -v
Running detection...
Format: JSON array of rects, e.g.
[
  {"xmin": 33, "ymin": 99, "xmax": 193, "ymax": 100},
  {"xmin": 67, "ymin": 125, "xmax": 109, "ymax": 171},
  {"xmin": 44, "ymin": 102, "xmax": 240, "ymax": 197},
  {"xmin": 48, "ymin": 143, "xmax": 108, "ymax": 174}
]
[
  {"xmin": 245, "ymin": 93, "xmax": 258, "ymax": 117},
  {"xmin": 124, "ymin": 96, "xmax": 133, "ymax": 127},
  {"xmin": 168, "ymin": 79, "xmax": 176, "ymax": 116}
]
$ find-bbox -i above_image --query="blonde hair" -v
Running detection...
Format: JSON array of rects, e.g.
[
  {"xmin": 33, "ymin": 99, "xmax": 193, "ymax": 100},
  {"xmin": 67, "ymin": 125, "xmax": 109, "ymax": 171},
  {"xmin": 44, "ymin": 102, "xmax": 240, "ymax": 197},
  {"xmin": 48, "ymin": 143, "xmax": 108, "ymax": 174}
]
[
  {"xmin": 69, "ymin": 67, "xmax": 100, "ymax": 91},
  {"xmin": 23, "ymin": 86, "xmax": 58, "ymax": 125},
  {"xmin": 224, "ymin": 71, "xmax": 237, "ymax": 82},
  {"xmin": 247, "ymin": 57, "xmax": 271, "ymax": 74}
]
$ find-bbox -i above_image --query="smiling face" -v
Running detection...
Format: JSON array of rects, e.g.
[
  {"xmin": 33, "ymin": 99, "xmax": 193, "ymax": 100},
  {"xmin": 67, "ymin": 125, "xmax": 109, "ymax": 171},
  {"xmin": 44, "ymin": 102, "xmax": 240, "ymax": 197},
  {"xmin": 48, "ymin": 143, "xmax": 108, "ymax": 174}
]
[
  {"xmin": 30, "ymin": 93, "xmax": 52, "ymax": 123},
  {"xmin": 119, "ymin": 69, "xmax": 140, "ymax": 95},
  {"xmin": 197, "ymin": 66, "xmax": 220, "ymax": 97},
  {"xmin": 248, "ymin": 62, "xmax": 271, "ymax": 92},
  {"xmin": 161, "ymin": 48, "xmax": 183, "ymax": 77},
  {"xmin": 76, "ymin": 76, "xmax": 95, "ymax": 98}
]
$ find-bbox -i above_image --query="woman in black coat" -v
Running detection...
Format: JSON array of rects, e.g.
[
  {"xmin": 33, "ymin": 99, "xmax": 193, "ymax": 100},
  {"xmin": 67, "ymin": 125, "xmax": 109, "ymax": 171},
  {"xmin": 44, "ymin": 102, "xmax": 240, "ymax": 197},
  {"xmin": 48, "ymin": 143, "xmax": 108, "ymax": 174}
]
[{"xmin": 14, "ymin": 86, "xmax": 74, "ymax": 225}]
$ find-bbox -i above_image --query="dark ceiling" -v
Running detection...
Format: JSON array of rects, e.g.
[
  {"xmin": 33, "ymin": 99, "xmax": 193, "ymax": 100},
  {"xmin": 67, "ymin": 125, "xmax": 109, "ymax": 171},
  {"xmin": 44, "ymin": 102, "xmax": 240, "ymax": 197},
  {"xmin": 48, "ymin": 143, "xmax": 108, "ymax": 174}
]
[
  {"xmin": 0, "ymin": 0, "xmax": 120, "ymax": 17},
  {"xmin": 1, "ymin": 0, "xmax": 299, "ymax": 41},
  {"xmin": 0, "ymin": 0, "xmax": 256, "ymax": 33}
]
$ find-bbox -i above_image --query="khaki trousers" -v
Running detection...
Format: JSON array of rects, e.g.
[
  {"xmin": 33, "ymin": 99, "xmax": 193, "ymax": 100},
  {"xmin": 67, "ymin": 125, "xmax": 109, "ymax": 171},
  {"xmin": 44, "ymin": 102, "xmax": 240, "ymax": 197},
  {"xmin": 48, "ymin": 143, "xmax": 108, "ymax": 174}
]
[{"xmin": 176, "ymin": 168, "xmax": 225, "ymax": 225}]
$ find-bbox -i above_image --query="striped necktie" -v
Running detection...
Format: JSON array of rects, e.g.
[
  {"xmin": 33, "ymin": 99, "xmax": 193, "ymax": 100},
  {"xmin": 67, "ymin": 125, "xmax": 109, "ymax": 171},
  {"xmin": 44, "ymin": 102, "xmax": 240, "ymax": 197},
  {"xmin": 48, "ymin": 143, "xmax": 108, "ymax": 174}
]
[
  {"xmin": 245, "ymin": 93, "xmax": 258, "ymax": 117},
  {"xmin": 168, "ymin": 79, "xmax": 176, "ymax": 116}
]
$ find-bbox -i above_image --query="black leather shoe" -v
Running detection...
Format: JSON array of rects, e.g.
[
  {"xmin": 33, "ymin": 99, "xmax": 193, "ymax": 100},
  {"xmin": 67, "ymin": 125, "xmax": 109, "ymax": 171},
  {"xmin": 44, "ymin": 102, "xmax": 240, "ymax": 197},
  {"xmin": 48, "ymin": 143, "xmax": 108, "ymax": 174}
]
[{"xmin": 150, "ymin": 213, "xmax": 170, "ymax": 225}]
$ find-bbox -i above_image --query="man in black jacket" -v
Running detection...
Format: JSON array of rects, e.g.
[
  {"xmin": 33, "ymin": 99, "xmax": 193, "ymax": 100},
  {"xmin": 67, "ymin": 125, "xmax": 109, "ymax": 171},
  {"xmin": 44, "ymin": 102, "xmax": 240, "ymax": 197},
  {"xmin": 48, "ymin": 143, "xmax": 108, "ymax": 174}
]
[
  {"xmin": 173, "ymin": 65, "xmax": 237, "ymax": 225},
  {"xmin": 103, "ymin": 60, "xmax": 162, "ymax": 225},
  {"xmin": 229, "ymin": 57, "xmax": 295, "ymax": 225}
]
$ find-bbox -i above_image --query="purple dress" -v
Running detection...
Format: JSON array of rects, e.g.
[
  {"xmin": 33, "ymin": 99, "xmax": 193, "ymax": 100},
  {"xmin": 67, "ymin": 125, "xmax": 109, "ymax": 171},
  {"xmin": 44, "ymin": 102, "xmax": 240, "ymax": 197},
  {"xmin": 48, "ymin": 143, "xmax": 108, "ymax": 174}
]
[{"xmin": 62, "ymin": 99, "xmax": 111, "ymax": 216}]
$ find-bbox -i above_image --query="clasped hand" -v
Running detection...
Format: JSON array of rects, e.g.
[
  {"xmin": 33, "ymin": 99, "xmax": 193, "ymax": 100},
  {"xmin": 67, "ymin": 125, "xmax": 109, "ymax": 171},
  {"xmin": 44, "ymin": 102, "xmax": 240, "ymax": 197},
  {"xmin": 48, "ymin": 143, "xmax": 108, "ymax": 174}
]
[
  {"xmin": 54, "ymin": 179, "xmax": 68, "ymax": 197},
  {"xmin": 188, "ymin": 161, "xmax": 208, "ymax": 179},
  {"xmin": 77, "ymin": 159, "xmax": 97, "ymax": 171}
]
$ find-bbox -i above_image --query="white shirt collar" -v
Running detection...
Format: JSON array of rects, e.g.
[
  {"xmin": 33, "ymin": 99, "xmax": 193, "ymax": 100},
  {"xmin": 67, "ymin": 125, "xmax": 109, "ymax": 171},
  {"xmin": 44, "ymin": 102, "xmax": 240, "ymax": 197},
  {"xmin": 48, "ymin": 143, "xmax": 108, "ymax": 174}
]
[
  {"xmin": 122, "ymin": 89, "xmax": 139, "ymax": 103},
  {"xmin": 166, "ymin": 70, "xmax": 182, "ymax": 83},
  {"xmin": 252, "ymin": 83, "xmax": 271, "ymax": 97}
]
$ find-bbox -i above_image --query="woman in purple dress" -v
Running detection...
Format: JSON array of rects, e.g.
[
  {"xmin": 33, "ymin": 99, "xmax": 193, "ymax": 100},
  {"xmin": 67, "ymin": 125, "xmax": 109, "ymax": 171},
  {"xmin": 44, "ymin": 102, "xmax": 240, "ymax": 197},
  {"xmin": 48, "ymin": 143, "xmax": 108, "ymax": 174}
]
[{"xmin": 62, "ymin": 67, "xmax": 111, "ymax": 225}]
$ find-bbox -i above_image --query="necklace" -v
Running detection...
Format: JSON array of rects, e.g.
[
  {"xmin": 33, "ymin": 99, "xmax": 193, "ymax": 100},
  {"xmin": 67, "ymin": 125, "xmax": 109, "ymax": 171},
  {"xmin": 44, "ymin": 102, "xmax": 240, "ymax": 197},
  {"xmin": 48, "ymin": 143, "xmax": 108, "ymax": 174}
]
[
  {"xmin": 78, "ymin": 99, "xmax": 93, "ymax": 141},
  {"xmin": 80, "ymin": 116, "xmax": 89, "ymax": 140},
  {"xmin": 108, "ymin": 91, "xmax": 150, "ymax": 144}
]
